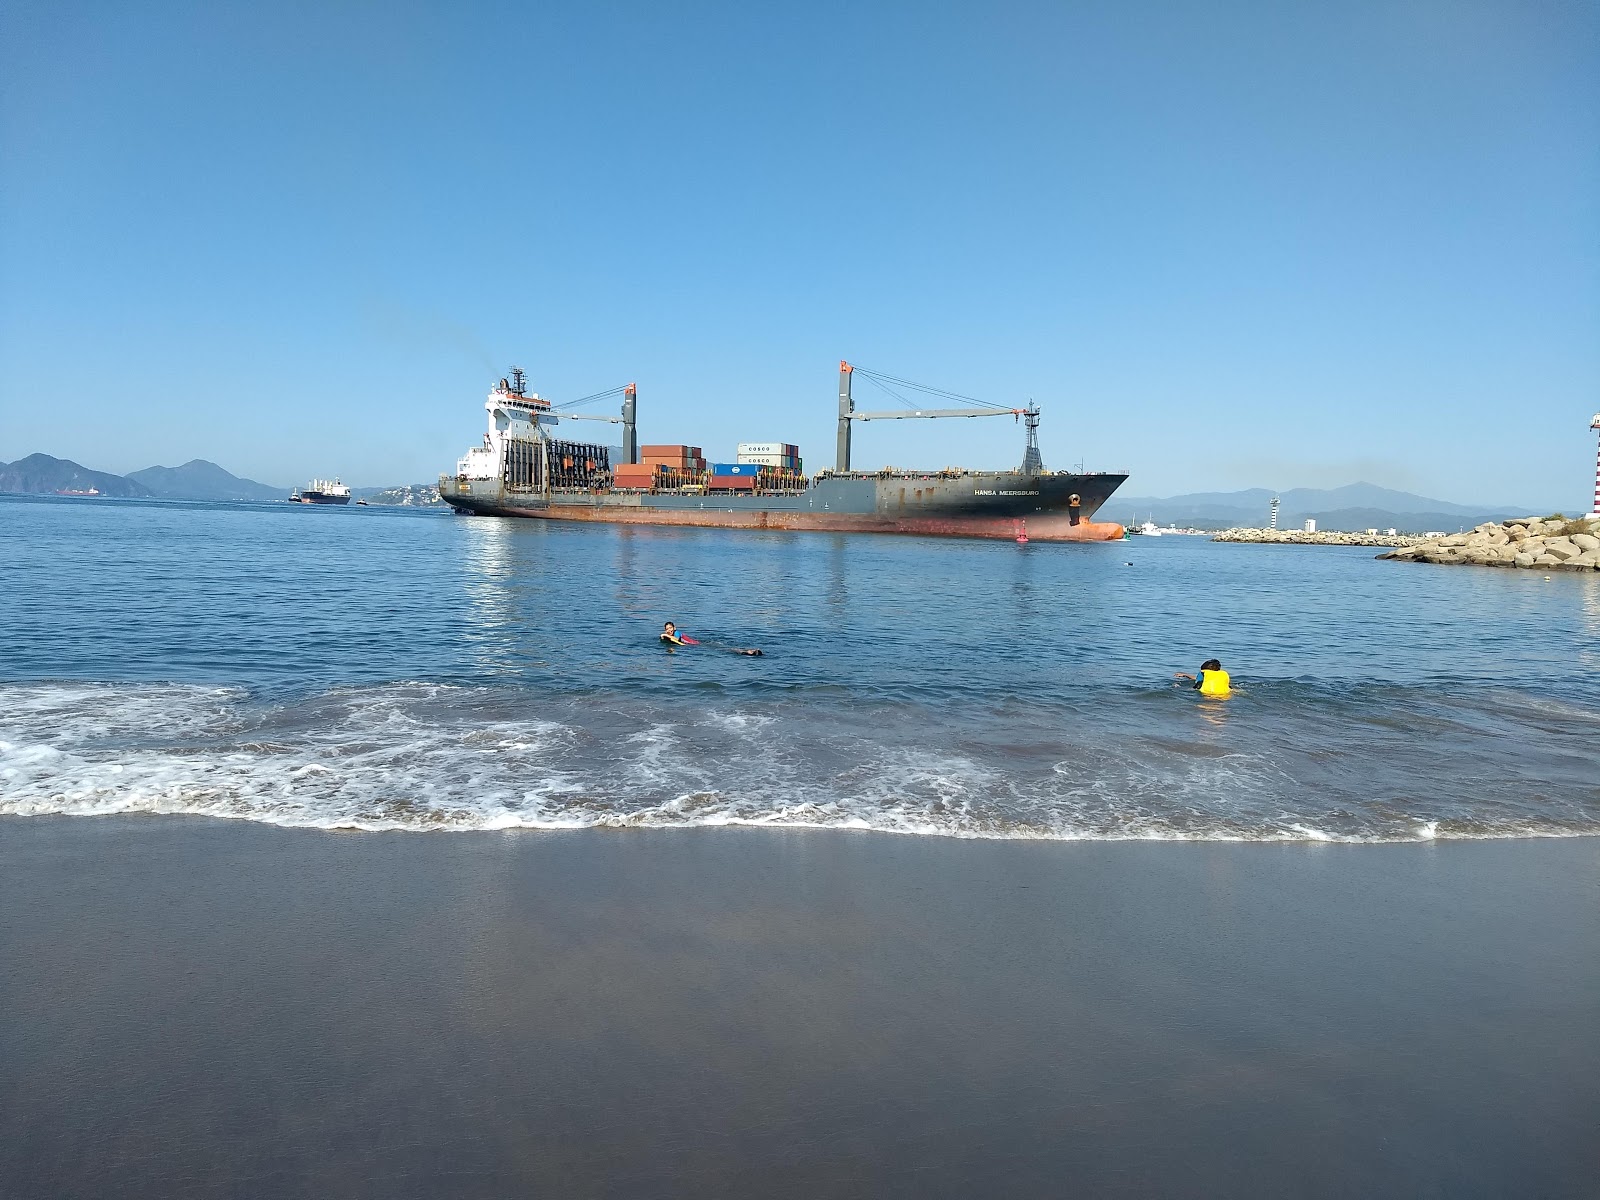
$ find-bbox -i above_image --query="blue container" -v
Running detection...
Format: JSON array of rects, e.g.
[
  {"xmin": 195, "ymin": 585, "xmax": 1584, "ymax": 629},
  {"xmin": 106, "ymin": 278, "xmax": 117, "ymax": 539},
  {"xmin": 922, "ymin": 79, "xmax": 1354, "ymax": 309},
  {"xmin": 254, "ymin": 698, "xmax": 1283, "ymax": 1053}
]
[{"xmin": 711, "ymin": 463, "xmax": 760, "ymax": 476}]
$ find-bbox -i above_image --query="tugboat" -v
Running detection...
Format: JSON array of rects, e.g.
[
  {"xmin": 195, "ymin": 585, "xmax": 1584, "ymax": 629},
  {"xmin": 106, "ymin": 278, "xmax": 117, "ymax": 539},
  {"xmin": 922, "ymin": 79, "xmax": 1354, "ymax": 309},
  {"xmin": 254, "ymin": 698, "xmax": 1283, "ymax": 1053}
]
[{"xmin": 292, "ymin": 478, "xmax": 352, "ymax": 505}]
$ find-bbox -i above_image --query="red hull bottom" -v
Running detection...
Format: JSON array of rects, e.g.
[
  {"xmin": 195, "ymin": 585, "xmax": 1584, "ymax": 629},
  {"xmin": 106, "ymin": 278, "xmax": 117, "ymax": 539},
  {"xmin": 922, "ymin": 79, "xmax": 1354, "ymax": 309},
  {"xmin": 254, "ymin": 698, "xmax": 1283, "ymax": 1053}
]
[{"xmin": 473, "ymin": 502, "xmax": 1126, "ymax": 542}]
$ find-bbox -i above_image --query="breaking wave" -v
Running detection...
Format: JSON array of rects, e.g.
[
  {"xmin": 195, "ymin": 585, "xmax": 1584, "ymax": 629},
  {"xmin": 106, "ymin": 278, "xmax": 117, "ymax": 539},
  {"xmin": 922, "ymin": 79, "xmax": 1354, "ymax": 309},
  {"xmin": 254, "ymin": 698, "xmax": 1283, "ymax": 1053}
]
[{"xmin": 2, "ymin": 681, "xmax": 1595, "ymax": 842}]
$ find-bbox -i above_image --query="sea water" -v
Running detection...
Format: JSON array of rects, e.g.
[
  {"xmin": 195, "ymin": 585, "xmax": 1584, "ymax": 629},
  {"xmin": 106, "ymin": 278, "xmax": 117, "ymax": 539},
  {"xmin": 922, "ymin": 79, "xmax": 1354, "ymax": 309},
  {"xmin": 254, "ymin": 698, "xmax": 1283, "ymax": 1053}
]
[{"xmin": 2, "ymin": 494, "xmax": 1595, "ymax": 840}]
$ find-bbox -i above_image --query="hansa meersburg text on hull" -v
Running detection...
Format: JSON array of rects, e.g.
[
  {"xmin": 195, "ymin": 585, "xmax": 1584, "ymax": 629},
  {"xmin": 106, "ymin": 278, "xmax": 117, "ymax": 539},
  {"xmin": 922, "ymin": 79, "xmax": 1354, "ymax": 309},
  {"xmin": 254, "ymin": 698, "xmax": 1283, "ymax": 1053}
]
[{"xmin": 439, "ymin": 363, "xmax": 1127, "ymax": 542}]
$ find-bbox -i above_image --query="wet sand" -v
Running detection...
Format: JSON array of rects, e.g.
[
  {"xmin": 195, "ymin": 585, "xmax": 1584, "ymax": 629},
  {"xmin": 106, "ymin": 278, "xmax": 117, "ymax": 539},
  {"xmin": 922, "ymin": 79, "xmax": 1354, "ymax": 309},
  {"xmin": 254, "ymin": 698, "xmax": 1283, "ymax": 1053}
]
[{"xmin": 2, "ymin": 819, "xmax": 1596, "ymax": 1198}]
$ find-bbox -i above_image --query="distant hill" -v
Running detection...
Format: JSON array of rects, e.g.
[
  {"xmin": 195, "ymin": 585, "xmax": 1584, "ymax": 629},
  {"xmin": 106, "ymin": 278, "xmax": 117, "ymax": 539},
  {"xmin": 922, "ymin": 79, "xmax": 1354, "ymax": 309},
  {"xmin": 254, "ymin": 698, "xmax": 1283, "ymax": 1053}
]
[
  {"xmin": 128, "ymin": 459, "xmax": 287, "ymax": 501},
  {"xmin": 0, "ymin": 453, "xmax": 151, "ymax": 497},
  {"xmin": 1100, "ymin": 483, "xmax": 1540, "ymax": 533},
  {"xmin": 359, "ymin": 483, "xmax": 443, "ymax": 507}
]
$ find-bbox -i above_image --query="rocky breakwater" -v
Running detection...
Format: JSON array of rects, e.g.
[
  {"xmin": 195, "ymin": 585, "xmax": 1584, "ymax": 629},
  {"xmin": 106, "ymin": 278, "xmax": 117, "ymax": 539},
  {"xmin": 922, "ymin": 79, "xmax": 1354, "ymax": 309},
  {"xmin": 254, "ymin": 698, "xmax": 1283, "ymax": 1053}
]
[
  {"xmin": 1378, "ymin": 514, "xmax": 1600, "ymax": 571},
  {"xmin": 1212, "ymin": 528, "xmax": 1423, "ymax": 548}
]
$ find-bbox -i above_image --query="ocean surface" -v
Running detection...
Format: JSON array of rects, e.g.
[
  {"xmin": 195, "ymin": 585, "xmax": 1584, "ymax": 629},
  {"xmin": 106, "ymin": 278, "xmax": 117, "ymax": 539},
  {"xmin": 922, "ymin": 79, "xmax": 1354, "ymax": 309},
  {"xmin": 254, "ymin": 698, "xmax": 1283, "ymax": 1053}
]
[{"xmin": 2, "ymin": 494, "xmax": 1596, "ymax": 841}]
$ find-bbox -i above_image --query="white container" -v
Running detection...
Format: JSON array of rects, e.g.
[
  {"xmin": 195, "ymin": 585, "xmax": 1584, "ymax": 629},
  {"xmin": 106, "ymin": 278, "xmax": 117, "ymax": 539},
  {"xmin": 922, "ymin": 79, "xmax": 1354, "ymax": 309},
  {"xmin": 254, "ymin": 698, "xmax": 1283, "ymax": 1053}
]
[{"xmin": 1303, "ymin": 519, "xmax": 1317, "ymax": 533}]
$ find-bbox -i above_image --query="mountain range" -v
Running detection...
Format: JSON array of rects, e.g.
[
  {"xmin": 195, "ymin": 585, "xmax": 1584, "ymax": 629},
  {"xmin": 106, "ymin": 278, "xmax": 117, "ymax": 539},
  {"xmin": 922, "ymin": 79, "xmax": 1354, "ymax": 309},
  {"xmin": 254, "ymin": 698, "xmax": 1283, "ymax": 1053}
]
[
  {"xmin": 0, "ymin": 453, "xmax": 154, "ymax": 497},
  {"xmin": 1098, "ymin": 483, "xmax": 1542, "ymax": 532},
  {"xmin": 0, "ymin": 456, "xmax": 1554, "ymax": 529},
  {"xmin": 127, "ymin": 459, "xmax": 287, "ymax": 501},
  {"xmin": 0, "ymin": 455, "xmax": 287, "ymax": 500}
]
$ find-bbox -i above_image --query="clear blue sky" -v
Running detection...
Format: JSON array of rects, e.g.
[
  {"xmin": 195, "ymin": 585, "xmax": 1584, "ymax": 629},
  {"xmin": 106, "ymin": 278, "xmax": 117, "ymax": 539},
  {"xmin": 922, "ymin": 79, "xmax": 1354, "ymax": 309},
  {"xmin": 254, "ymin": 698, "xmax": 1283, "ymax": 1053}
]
[{"xmin": 3, "ymin": 1, "xmax": 1596, "ymax": 505}]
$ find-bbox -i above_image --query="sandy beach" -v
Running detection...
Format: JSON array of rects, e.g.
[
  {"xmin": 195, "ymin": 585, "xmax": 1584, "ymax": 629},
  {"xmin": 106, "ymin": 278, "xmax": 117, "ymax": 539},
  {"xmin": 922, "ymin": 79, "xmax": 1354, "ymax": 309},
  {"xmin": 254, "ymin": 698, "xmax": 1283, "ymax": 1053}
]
[{"xmin": 2, "ymin": 818, "xmax": 1596, "ymax": 1197}]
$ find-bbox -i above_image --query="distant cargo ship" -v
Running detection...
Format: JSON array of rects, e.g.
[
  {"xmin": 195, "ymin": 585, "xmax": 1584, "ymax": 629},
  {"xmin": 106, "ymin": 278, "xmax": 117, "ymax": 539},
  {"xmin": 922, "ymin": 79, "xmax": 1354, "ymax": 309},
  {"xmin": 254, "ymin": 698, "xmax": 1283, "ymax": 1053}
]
[
  {"xmin": 439, "ymin": 364, "xmax": 1127, "ymax": 542},
  {"xmin": 292, "ymin": 479, "xmax": 351, "ymax": 505}
]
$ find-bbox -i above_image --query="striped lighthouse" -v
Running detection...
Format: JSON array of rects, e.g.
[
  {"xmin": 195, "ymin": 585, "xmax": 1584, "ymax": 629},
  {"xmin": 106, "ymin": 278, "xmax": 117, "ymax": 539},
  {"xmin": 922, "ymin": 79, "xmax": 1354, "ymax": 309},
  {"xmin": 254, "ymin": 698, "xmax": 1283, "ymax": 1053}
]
[{"xmin": 1591, "ymin": 413, "xmax": 1600, "ymax": 514}]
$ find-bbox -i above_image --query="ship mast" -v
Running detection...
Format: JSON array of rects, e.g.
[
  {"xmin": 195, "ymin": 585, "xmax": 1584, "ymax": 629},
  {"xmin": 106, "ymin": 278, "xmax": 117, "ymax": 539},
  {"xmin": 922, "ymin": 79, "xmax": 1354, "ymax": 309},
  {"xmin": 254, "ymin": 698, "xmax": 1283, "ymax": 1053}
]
[{"xmin": 1020, "ymin": 403, "xmax": 1043, "ymax": 474}]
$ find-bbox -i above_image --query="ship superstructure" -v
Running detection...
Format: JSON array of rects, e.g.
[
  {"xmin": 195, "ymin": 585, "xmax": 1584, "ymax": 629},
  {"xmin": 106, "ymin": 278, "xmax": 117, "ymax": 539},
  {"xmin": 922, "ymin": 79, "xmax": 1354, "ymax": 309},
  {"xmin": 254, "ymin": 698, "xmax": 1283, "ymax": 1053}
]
[{"xmin": 439, "ymin": 363, "xmax": 1126, "ymax": 542}]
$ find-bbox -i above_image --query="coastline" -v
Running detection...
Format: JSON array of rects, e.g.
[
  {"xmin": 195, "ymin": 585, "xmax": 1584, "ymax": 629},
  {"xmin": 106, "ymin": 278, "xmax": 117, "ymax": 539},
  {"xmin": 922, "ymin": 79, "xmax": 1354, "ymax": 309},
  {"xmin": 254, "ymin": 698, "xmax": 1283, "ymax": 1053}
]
[{"xmin": 3, "ymin": 818, "xmax": 1596, "ymax": 1197}]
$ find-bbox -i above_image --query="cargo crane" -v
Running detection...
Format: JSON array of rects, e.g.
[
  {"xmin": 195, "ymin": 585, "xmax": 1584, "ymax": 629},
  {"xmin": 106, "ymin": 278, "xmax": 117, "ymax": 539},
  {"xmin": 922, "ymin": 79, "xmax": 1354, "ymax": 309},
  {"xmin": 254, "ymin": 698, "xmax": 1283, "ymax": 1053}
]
[
  {"xmin": 836, "ymin": 362, "xmax": 1044, "ymax": 474},
  {"xmin": 558, "ymin": 383, "xmax": 638, "ymax": 464}
]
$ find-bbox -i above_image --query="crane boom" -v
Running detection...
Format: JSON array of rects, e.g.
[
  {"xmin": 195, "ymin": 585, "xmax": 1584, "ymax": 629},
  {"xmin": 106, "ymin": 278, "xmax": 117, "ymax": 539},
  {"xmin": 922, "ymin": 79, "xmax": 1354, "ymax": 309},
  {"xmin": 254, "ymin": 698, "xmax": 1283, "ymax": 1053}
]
[
  {"xmin": 848, "ymin": 407, "xmax": 1024, "ymax": 421},
  {"xmin": 554, "ymin": 382, "xmax": 637, "ymax": 464}
]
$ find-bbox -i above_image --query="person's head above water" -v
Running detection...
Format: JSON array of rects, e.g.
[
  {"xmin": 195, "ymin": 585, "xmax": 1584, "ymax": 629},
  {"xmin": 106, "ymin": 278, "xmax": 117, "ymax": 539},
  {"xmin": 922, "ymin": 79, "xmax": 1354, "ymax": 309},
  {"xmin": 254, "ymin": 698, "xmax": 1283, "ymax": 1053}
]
[
  {"xmin": 663, "ymin": 622, "xmax": 677, "ymax": 636},
  {"xmin": 1201, "ymin": 659, "xmax": 1222, "ymax": 671}
]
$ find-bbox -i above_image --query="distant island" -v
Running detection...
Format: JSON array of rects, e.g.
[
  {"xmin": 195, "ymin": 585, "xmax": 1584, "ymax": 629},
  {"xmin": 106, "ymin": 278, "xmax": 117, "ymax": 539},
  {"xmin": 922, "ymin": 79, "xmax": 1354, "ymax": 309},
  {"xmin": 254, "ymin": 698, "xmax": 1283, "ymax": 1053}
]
[
  {"xmin": 0, "ymin": 453, "xmax": 154, "ymax": 497},
  {"xmin": 127, "ymin": 459, "xmax": 287, "ymax": 501},
  {"xmin": 0, "ymin": 454, "xmax": 442, "ymax": 506},
  {"xmin": 1099, "ymin": 483, "xmax": 1538, "ymax": 535}
]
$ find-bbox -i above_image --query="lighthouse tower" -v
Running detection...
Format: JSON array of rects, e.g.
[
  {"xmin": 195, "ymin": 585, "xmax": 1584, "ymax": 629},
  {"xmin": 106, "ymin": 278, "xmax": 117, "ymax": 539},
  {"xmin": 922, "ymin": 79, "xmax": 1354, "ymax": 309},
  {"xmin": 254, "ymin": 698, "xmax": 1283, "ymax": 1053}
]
[{"xmin": 1591, "ymin": 413, "xmax": 1600, "ymax": 515}]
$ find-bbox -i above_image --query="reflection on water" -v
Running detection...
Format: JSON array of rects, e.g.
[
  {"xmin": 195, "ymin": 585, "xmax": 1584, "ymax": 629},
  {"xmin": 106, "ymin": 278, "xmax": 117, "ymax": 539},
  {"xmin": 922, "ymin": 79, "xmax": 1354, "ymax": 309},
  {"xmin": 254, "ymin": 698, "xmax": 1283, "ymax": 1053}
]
[
  {"xmin": 1192, "ymin": 696, "xmax": 1232, "ymax": 732},
  {"xmin": 462, "ymin": 518, "xmax": 519, "ymax": 673},
  {"xmin": 1580, "ymin": 576, "xmax": 1600, "ymax": 675}
]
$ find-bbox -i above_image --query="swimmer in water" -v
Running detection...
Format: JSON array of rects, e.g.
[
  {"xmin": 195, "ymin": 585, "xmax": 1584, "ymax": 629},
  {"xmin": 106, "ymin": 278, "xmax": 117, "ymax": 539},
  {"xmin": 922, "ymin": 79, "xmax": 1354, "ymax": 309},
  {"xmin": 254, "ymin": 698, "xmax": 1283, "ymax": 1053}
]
[
  {"xmin": 1174, "ymin": 658, "xmax": 1231, "ymax": 696},
  {"xmin": 660, "ymin": 621, "xmax": 697, "ymax": 646},
  {"xmin": 661, "ymin": 621, "xmax": 762, "ymax": 655}
]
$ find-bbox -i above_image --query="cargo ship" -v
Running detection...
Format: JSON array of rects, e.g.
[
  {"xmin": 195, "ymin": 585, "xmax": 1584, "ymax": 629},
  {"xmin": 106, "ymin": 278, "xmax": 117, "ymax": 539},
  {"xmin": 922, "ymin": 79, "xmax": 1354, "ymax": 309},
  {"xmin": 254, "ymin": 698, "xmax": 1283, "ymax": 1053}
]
[
  {"xmin": 292, "ymin": 479, "xmax": 352, "ymax": 505},
  {"xmin": 438, "ymin": 364, "xmax": 1127, "ymax": 542}
]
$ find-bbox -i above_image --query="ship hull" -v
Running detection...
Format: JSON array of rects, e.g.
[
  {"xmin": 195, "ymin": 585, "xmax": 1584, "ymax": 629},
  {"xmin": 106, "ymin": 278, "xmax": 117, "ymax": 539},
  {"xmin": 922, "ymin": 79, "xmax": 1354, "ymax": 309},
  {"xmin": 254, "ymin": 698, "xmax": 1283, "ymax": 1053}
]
[
  {"xmin": 297, "ymin": 494, "xmax": 351, "ymax": 505},
  {"xmin": 439, "ymin": 472, "xmax": 1127, "ymax": 542}
]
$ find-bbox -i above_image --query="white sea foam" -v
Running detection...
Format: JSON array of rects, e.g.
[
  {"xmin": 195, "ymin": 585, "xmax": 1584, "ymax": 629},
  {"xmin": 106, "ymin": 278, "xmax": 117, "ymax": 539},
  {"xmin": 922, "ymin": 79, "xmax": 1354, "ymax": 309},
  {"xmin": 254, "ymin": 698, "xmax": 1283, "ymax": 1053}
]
[{"xmin": 1, "ymin": 682, "xmax": 1594, "ymax": 842}]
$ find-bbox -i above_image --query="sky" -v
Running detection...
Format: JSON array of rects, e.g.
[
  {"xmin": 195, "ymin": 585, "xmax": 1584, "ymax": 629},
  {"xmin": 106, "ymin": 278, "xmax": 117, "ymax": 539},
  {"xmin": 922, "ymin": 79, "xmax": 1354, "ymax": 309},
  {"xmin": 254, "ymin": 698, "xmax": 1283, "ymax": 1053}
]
[{"xmin": 2, "ymin": 0, "xmax": 1596, "ymax": 506}]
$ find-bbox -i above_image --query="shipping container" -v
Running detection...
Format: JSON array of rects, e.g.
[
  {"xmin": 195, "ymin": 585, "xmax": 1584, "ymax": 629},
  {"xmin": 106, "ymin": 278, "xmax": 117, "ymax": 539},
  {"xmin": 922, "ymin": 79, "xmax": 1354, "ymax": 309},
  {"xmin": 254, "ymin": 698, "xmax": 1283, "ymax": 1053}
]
[
  {"xmin": 710, "ymin": 463, "xmax": 761, "ymax": 476},
  {"xmin": 640, "ymin": 444, "xmax": 700, "ymax": 456},
  {"xmin": 707, "ymin": 475, "xmax": 756, "ymax": 489},
  {"xmin": 736, "ymin": 442, "xmax": 799, "ymax": 456},
  {"xmin": 736, "ymin": 453, "xmax": 800, "ymax": 468}
]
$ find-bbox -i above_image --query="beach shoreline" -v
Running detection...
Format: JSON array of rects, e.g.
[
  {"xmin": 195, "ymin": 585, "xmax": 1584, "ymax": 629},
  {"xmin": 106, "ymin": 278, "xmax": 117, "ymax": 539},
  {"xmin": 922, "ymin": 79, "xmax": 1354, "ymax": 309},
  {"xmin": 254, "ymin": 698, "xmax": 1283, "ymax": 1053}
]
[{"xmin": 3, "ymin": 817, "xmax": 1596, "ymax": 1197}]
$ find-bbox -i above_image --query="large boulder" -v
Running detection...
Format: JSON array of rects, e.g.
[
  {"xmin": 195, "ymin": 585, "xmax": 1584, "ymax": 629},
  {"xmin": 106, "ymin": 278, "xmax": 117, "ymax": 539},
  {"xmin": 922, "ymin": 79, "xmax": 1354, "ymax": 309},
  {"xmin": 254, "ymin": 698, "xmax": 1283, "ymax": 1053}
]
[
  {"xmin": 1514, "ymin": 551, "xmax": 1537, "ymax": 568},
  {"xmin": 1544, "ymin": 540, "xmax": 1580, "ymax": 561},
  {"xmin": 1570, "ymin": 532, "xmax": 1600, "ymax": 553}
]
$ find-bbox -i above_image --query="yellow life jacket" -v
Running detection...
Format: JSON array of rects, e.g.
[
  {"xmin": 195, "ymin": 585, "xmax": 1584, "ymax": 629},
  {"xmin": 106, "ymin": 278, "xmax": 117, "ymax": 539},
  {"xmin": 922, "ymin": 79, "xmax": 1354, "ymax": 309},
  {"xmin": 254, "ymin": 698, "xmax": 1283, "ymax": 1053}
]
[{"xmin": 1198, "ymin": 669, "xmax": 1231, "ymax": 697}]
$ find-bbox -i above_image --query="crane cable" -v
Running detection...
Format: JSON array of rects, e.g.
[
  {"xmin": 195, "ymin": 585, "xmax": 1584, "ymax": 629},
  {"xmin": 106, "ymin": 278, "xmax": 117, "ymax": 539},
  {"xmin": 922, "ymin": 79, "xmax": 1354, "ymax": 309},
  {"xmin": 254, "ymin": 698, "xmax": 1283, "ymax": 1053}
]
[
  {"xmin": 850, "ymin": 365, "xmax": 1013, "ymax": 411},
  {"xmin": 553, "ymin": 384, "xmax": 631, "ymax": 412}
]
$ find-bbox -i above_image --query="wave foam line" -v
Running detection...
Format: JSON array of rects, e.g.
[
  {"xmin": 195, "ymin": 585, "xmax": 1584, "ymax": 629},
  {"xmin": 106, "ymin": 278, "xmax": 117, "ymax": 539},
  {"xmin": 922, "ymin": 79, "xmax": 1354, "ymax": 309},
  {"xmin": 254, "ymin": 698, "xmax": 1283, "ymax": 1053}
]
[{"xmin": 2, "ymin": 682, "xmax": 1597, "ymax": 843}]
